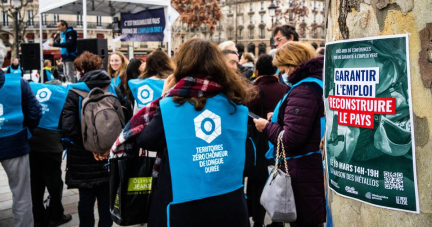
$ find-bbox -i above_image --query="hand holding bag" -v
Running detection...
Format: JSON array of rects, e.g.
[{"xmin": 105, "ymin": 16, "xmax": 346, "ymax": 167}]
[{"xmin": 260, "ymin": 131, "xmax": 297, "ymax": 223}]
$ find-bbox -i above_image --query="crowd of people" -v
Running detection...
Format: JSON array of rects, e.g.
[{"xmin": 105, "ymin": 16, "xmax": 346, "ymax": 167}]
[{"xmin": 0, "ymin": 22, "xmax": 327, "ymax": 227}]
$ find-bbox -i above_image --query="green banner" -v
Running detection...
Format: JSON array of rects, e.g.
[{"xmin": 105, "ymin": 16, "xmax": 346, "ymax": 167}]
[{"xmin": 324, "ymin": 34, "xmax": 419, "ymax": 213}]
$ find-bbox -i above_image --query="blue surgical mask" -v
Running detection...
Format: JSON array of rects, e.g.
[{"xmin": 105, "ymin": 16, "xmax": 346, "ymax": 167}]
[{"xmin": 282, "ymin": 69, "xmax": 289, "ymax": 84}]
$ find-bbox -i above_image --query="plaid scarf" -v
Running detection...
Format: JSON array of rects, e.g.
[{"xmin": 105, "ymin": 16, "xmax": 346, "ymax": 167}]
[{"xmin": 110, "ymin": 75, "xmax": 223, "ymax": 168}]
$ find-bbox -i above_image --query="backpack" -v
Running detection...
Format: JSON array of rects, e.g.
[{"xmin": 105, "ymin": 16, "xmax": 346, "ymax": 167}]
[{"xmin": 72, "ymin": 85, "xmax": 125, "ymax": 153}]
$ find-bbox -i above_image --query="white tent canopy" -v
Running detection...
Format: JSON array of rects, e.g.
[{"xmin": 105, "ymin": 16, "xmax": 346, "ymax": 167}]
[{"xmin": 38, "ymin": 0, "xmax": 172, "ymax": 82}]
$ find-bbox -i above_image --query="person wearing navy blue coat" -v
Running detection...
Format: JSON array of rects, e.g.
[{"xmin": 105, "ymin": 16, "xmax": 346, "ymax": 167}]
[{"xmin": 0, "ymin": 43, "xmax": 42, "ymax": 227}]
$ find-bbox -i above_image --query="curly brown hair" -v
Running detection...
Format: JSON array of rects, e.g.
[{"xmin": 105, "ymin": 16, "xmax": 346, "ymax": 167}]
[
  {"xmin": 172, "ymin": 38, "xmax": 251, "ymax": 111},
  {"xmin": 73, "ymin": 51, "xmax": 103, "ymax": 73}
]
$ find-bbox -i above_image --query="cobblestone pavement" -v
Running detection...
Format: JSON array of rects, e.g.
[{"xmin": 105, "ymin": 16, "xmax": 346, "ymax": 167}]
[{"xmin": 0, "ymin": 154, "xmax": 288, "ymax": 227}]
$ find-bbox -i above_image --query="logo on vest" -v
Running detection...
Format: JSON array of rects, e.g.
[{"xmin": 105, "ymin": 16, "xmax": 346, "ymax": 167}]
[
  {"xmin": 0, "ymin": 103, "xmax": 4, "ymax": 129},
  {"xmin": 194, "ymin": 110, "xmax": 222, "ymax": 143},
  {"xmin": 137, "ymin": 85, "xmax": 154, "ymax": 105},
  {"xmin": 36, "ymin": 88, "xmax": 52, "ymax": 103}
]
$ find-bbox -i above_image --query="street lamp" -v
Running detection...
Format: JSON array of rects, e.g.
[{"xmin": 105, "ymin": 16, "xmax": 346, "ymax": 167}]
[
  {"xmin": 11, "ymin": 0, "xmax": 20, "ymax": 60},
  {"xmin": 268, "ymin": 0, "xmax": 278, "ymax": 28}
]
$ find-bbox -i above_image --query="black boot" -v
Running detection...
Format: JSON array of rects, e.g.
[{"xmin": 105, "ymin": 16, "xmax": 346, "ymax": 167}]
[{"xmin": 49, "ymin": 214, "xmax": 72, "ymax": 227}]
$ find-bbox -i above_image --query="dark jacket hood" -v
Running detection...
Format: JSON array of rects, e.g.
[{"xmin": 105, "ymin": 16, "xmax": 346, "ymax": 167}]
[
  {"xmin": 11, "ymin": 64, "xmax": 20, "ymax": 70},
  {"xmin": 289, "ymin": 56, "xmax": 324, "ymax": 85},
  {"xmin": 80, "ymin": 69, "xmax": 111, "ymax": 89}
]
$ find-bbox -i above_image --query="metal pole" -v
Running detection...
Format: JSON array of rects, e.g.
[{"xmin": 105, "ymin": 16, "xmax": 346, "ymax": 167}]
[
  {"xmin": 39, "ymin": 13, "xmax": 44, "ymax": 83},
  {"xmin": 15, "ymin": 11, "xmax": 19, "ymax": 60},
  {"xmin": 83, "ymin": 0, "xmax": 87, "ymax": 38}
]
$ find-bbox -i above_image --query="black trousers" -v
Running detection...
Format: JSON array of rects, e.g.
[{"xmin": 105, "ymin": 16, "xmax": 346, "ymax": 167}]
[
  {"xmin": 29, "ymin": 151, "xmax": 65, "ymax": 224},
  {"xmin": 78, "ymin": 186, "xmax": 112, "ymax": 227}
]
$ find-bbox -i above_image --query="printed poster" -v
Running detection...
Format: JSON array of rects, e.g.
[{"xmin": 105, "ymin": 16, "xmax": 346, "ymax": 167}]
[
  {"xmin": 324, "ymin": 34, "xmax": 419, "ymax": 213},
  {"xmin": 121, "ymin": 8, "xmax": 166, "ymax": 42}
]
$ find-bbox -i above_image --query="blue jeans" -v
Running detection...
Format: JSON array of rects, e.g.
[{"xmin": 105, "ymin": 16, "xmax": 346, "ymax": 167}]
[{"xmin": 78, "ymin": 186, "xmax": 112, "ymax": 227}]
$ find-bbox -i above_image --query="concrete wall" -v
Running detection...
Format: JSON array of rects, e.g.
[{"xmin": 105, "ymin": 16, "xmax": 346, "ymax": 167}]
[{"xmin": 325, "ymin": 0, "xmax": 432, "ymax": 226}]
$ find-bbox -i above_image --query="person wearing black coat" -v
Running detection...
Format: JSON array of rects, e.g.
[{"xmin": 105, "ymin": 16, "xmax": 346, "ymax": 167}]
[
  {"xmin": 61, "ymin": 52, "xmax": 128, "ymax": 227},
  {"xmin": 245, "ymin": 55, "xmax": 287, "ymax": 227},
  {"xmin": 0, "ymin": 42, "xmax": 42, "ymax": 227}
]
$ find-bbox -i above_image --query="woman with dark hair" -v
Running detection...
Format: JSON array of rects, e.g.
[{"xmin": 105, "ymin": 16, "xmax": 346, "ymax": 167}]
[
  {"xmin": 128, "ymin": 50, "xmax": 174, "ymax": 114},
  {"xmin": 253, "ymin": 42, "xmax": 326, "ymax": 227},
  {"xmin": 125, "ymin": 58, "xmax": 144, "ymax": 106},
  {"xmin": 62, "ymin": 51, "xmax": 128, "ymax": 227},
  {"xmin": 111, "ymin": 39, "xmax": 251, "ymax": 227},
  {"xmin": 246, "ymin": 54, "xmax": 287, "ymax": 227}
]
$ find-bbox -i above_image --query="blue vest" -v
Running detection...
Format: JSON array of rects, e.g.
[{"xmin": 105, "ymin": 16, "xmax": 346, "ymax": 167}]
[
  {"xmin": 44, "ymin": 69, "xmax": 54, "ymax": 81},
  {"xmin": 60, "ymin": 28, "xmax": 78, "ymax": 57},
  {"xmin": 111, "ymin": 74, "xmax": 122, "ymax": 87},
  {"xmin": 160, "ymin": 94, "xmax": 248, "ymax": 226},
  {"xmin": 0, "ymin": 75, "xmax": 24, "ymax": 137},
  {"xmin": 128, "ymin": 78, "xmax": 165, "ymax": 110},
  {"xmin": 7, "ymin": 66, "xmax": 22, "ymax": 75},
  {"xmin": 266, "ymin": 77, "xmax": 325, "ymax": 159},
  {"xmin": 30, "ymin": 83, "xmax": 67, "ymax": 131},
  {"xmin": 67, "ymin": 82, "xmax": 118, "ymax": 120}
]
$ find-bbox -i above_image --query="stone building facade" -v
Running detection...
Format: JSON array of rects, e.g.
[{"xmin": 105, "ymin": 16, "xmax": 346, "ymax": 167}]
[{"xmin": 172, "ymin": 0, "xmax": 326, "ymax": 57}]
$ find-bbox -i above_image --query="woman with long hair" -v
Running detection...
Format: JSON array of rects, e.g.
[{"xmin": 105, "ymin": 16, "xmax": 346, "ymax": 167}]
[
  {"xmin": 111, "ymin": 39, "xmax": 251, "ymax": 227},
  {"xmin": 253, "ymin": 42, "xmax": 326, "ymax": 227},
  {"xmin": 125, "ymin": 58, "xmax": 144, "ymax": 102},
  {"xmin": 108, "ymin": 51, "xmax": 129, "ymax": 87},
  {"xmin": 128, "ymin": 50, "xmax": 174, "ymax": 113}
]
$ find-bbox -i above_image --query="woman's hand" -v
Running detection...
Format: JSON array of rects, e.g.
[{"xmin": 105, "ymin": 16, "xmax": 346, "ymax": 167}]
[
  {"xmin": 253, "ymin": 118, "xmax": 269, "ymax": 132},
  {"xmin": 162, "ymin": 74, "xmax": 176, "ymax": 96},
  {"xmin": 267, "ymin": 112, "xmax": 273, "ymax": 121},
  {"xmin": 93, "ymin": 151, "xmax": 109, "ymax": 161}
]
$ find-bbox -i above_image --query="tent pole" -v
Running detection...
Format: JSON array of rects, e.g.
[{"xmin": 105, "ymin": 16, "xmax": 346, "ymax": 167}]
[
  {"xmin": 83, "ymin": 0, "xmax": 87, "ymax": 38},
  {"xmin": 39, "ymin": 13, "xmax": 44, "ymax": 83}
]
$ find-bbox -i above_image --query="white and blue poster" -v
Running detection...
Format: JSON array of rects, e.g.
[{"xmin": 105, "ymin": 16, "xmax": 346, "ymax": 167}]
[{"xmin": 120, "ymin": 8, "xmax": 166, "ymax": 42}]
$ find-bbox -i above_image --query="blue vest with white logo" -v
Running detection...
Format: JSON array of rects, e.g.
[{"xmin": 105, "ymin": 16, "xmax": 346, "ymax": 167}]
[
  {"xmin": 128, "ymin": 78, "xmax": 165, "ymax": 110},
  {"xmin": 7, "ymin": 66, "xmax": 22, "ymax": 75},
  {"xmin": 60, "ymin": 28, "xmax": 78, "ymax": 57},
  {"xmin": 0, "ymin": 75, "xmax": 24, "ymax": 137},
  {"xmin": 266, "ymin": 77, "xmax": 325, "ymax": 159},
  {"xmin": 30, "ymin": 83, "xmax": 67, "ymax": 131},
  {"xmin": 67, "ymin": 82, "xmax": 118, "ymax": 120},
  {"xmin": 160, "ymin": 94, "xmax": 248, "ymax": 226}
]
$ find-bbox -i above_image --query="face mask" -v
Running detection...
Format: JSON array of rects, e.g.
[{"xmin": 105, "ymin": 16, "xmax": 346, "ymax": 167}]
[{"xmin": 282, "ymin": 69, "xmax": 289, "ymax": 84}]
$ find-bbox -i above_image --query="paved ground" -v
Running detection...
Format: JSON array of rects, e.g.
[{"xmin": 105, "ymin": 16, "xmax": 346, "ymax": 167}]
[{"xmin": 0, "ymin": 155, "xmax": 288, "ymax": 227}]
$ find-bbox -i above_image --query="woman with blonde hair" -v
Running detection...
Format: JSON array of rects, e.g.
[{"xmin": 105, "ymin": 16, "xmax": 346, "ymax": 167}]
[
  {"xmin": 108, "ymin": 51, "xmax": 129, "ymax": 87},
  {"xmin": 253, "ymin": 42, "xmax": 326, "ymax": 227}
]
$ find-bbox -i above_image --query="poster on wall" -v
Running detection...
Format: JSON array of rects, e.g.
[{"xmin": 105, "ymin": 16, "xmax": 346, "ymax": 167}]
[
  {"xmin": 324, "ymin": 34, "xmax": 419, "ymax": 213},
  {"xmin": 121, "ymin": 8, "xmax": 166, "ymax": 42}
]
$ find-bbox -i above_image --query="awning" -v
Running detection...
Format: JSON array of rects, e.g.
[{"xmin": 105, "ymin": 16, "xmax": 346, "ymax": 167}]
[{"xmin": 97, "ymin": 34, "xmax": 104, "ymax": 39}]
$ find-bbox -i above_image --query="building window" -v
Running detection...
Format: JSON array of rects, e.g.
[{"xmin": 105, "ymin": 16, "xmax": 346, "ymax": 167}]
[
  {"xmin": 41, "ymin": 13, "xmax": 46, "ymax": 26},
  {"xmin": 260, "ymin": 28, "xmax": 265, "ymax": 39},
  {"xmin": 249, "ymin": 29, "xmax": 254, "ymax": 39},
  {"xmin": 42, "ymin": 33, "xmax": 47, "ymax": 42},
  {"xmin": 2, "ymin": 0, "xmax": 7, "ymax": 3},
  {"xmin": 2, "ymin": 11, "xmax": 8, "ymax": 27},
  {"xmin": 249, "ymin": 15, "xmax": 254, "ymax": 24},
  {"xmin": 27, "ymin": 10, "xmax": 34, "ymax": 26},
  {"xmin": 218, "ymin": 32, "xmax": 221, "ymax": 43},
  {"xmin": 53, "ymin": 14, "xmax": 59, "ymax": 23},
  {"xmin": 237, "ymin": 16, "xmax": 243, "ymax": 25},
  {"xmin": 261, "ymin": 15, "xmax": 264, "ymax": 23},
  {"xmin": 229, "ymin": 6, "xmax": 232, "ymax": 14},
  {"xmin": 26, "ymin": 33, "xmax": 34, "ymax": 43},
  {"xmin": 228, "ymin": 30, "xmax": 232, "ymax": 40},
  {"xmin": 97, "ymin": 16, "xmax": 102, "ymax": 26},
  {"xmin": 249, "ymin": 3, "xmax": 253, "ymax": 11},
  {"xmin": 77, "ymin": 14, "xmax": 83, "ymax": 26},
  {"xmin": 261, "ymin": 2, "xmax": 264, "ymax": 10},
  {"xmin": 238, "ymin": 29, "xmax": 243, "ymax": 40}
]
